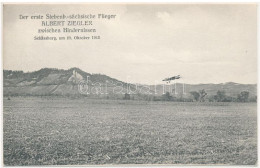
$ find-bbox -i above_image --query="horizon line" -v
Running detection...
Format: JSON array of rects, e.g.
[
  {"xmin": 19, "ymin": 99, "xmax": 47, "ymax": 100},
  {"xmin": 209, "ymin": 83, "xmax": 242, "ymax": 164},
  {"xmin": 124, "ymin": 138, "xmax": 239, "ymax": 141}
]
[{"xmin": 3, "ymin": 68, "xmax": 257, "ymax": 86}]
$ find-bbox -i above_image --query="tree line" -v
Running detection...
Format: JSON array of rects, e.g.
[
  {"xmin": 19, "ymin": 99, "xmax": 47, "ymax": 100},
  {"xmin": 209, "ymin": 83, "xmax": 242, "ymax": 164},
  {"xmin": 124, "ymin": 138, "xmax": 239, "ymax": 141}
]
[
  {"xmin": 159, "ymin": 89, "xmax": 256, "ymax": 102},
  {"xmin": 190, "ymin": 90, "xmax": 256, "ymax": 102}
]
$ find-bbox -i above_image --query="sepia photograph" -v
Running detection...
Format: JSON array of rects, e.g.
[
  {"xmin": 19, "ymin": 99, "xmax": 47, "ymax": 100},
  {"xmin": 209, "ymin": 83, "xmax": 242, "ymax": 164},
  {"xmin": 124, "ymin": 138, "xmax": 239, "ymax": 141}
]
[{"xmin": 2, "ymin": 3, "xmax": 258, "ymax": 166}]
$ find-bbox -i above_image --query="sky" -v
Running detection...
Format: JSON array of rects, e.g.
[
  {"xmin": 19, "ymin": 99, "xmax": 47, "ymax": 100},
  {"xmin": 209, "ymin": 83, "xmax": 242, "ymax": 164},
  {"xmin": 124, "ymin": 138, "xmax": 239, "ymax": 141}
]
[{"xmin": 3, "ymin": 4, "xmax": 257, "ymax": 84}]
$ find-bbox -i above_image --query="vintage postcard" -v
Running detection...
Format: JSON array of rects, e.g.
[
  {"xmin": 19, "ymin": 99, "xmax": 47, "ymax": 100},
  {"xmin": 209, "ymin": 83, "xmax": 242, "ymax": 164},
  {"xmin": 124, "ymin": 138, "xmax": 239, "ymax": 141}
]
[{"xmin": 2, "ymin": 3, "xmax": 257, "ymax": 166}]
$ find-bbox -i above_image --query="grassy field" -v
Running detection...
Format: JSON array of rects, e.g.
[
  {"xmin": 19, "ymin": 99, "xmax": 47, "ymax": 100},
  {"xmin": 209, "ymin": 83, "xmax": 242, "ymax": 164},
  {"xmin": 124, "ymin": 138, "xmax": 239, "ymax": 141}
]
[{"xmin": 3, "ymin": 97, "xmax": 257, "ymax": 165}]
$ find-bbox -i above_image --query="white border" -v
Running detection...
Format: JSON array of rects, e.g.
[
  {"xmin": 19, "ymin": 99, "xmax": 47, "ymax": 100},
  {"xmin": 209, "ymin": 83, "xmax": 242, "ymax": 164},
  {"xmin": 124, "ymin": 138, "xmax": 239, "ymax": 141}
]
[{"xmin": 0, "ymin": 1, "xmax": 259, "ymax": 168}]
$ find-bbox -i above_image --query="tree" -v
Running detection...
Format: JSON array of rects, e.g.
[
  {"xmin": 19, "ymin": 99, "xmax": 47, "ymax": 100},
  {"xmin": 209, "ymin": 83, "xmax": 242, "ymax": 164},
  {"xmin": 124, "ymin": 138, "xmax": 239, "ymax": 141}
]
[
  {"xmin": 214, "ymin": 90, "xmax": 226, "ymax": 102},
  {"xmin": 162, "ymin": 92, "xmax": 173, "ymax": 101},
  {"xmin": 123, "ymin": 93, "xmax": 130, "ymax": 100},
  {"xmin": 237, "ymin": 91, "xmax": 250, "ymax": 102},
  {"xmin": 190, "ymin": 90, "xmax": 207, "ymax": 102},
  {"xmin": 190, "ymin": 91, "xmax": 200, "ymax": 101},
  {"xmin": 199, "ymin": 89, "xmax": 207, "ymax": 102}
]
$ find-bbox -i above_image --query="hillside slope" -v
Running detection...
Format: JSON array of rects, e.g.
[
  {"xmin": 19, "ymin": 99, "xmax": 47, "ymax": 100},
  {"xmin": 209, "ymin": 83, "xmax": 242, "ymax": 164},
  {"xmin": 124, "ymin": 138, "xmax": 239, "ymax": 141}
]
[
  {"xmin": 4, "ymin": 68, "xmax": 127, "ymax": 97},
  {"xmin": 3, "ymin": 68, "xmax": 257, "ymax": 100}
]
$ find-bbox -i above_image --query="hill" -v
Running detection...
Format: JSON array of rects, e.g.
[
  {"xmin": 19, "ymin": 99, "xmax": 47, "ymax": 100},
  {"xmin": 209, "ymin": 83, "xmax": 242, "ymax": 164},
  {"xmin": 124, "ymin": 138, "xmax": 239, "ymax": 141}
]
[{"xmin": 3, "ymin": 68, "xmax": 257, "ymax": 101}]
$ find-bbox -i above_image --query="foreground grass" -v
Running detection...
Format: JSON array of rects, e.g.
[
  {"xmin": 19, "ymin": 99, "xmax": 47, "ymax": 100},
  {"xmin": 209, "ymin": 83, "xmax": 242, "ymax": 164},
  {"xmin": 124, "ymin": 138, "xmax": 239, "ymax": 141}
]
[{"xmin": 3, "ymin": 98, "xmax": 257, "ymax": 165}]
